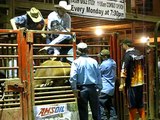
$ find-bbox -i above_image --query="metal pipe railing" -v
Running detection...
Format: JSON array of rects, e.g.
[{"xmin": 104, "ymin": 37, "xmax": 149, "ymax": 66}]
[{"xmin": 154, "ymin": 21, "xmax": 160, "ymax": 119}]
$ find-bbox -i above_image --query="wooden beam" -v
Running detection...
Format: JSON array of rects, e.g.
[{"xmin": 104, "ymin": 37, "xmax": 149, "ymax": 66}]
[
  {"xmin": 126, "ymin": 12, "xmax": 160, "ymax": 23},
  {"xmin": 0, "ymin": 4, "xmax": 9, "ymax": 8},
  {"xmin": 0, "ymin": 16, "xmax": 8, "ymax": 23},
  {"xmin": 14, "ymin": 1, "xmax": 56, "ymax": 11}
]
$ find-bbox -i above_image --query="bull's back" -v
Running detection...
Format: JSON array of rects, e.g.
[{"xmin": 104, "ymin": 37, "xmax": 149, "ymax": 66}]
[
  {"xmin": 34, "ymin": 60, "xmax": 71, "ymax": 87},
  {"xmin": 35, "ymin": 60, "xmax": 70, "ymax": 77}
]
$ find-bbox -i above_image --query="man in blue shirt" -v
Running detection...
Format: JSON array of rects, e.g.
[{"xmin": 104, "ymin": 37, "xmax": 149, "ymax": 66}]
[
  {"xmin": 69, "ymin": 42, "xmax": 102, "ymax": 120},
  {"xmin": 10, "ymin": 7, "xmax": 45, "ymax": 31},
  {"xmin": 98, "ymin": 49, "xmax": 118, "ymax": 120}
]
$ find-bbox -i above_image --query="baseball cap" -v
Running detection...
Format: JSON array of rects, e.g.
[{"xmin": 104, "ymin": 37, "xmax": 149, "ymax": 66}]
[
  {"xmin": 121, "ymin": 39, "xmax": 133, "ymax": 46},
  {"xmin": 77, "ymin": 42, "xmax": 88, "ymax": 49},
  {"xmin": 98, "ymin": 49, "xmax": 110, "ymax": 57}
]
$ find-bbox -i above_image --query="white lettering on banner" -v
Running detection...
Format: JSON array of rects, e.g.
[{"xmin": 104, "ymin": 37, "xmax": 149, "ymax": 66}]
[{"xmin": 71, "ymin": 0, "xmax": 126, "ymax": 19}]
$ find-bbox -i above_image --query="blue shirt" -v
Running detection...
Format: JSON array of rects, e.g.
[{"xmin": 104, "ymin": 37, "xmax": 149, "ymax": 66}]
[
  {"xmin": 100, "ymin": 58, "xmax": 116, "ymax": 96},
  {"xmin": 69, "ymin": 55, "xmax": 102, "ymax": 90},
  {"xmin": 13, "ymin": 14, "xmax": 44, "ymax": 30}
]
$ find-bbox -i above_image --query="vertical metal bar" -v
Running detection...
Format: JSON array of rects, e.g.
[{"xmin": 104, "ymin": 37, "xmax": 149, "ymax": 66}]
[
  {"xmin": 131, "ymin": 22, "xmax": 135, "ymax": 42},
  {"xmin": 119, "ymin": 48, "xmax": 125, "ymax": 120},
  {"xmin": 72, "ymin": 33, "xmax": 77, "ymax": 60},
  {"xmin": 112, "ymin": 34, "xmax": 117, "ymax": 61},
  {"xmin": 147, "ymin": 47, "xmax": 155, "ymax": 119},
  {"xmin": 154, "ymin": 21, "xmax": 160, "ymax": 119},
  {"xmin": 7, "ymin": 0, "xmax": 15, "ymax": 28},
  {"xmin": 109, "ymin": 34, "xmax": 113, "ymax": 58},
  {"xmin": 26, "ymin": 31, "xmax": 34, "ymax": 120},
  {"xmin": 116, "ymin": 33, "xmax": 121, "ymax": 80},
  {"xmin": 112, "ymin": 33, "xmax": 120, "ymax": 119},
  {"xmin": 17, "ymin": 30, "xmax": 28, "ymax": 120},
  {"xmin": 126, "ymin": 0, "xmax": 132, "ymax": 13}
]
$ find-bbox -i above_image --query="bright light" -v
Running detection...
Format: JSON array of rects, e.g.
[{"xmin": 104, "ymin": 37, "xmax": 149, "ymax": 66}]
[
  {"xmin": 140, "ymin": 36, "xmax": 149, "ymax": 43},
  {"xmin": 95, "ymin": 29, "xmax": 103, "ymax": 36}
]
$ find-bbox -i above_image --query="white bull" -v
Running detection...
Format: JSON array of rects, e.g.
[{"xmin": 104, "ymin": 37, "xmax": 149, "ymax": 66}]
[{"xmin": 34, "ymin": 60, "xmax": 71, "ymax": 87}]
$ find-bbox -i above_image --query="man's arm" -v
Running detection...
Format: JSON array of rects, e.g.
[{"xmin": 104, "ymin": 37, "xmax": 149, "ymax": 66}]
[
  {"xmin": 41, "ymin": 21, "xmax": 46, "ymax": 38},
  {"xmin": 119, "ymin": 77, "xmax": 125, "ymax": 91},
  {"xmin": 69, "ymin": 62, "xmax": 79, "ymax": 98},
  {"xmin": 10, "ymin": 19, "xmax": 17, "ymax": 30},
  {"xmin": 119, "ymin": 53, "xmax": 131, "ymax": 91}
]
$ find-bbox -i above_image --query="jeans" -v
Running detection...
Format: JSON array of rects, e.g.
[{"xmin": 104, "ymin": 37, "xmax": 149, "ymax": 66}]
[
  {"xmin": 46, "ymin": 34, "xmax": 72, "ymax": 62},
  {"xmin": 99, "ymin": 92, "xmax": 118, "ymax": 120},
  {"xmin": 77, "ymin": 85, "xmax": 101, "ymax": 120}
]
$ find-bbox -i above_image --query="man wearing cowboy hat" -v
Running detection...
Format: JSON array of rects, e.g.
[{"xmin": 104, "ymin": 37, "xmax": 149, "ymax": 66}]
[
  {"xmin": 10, "ymin": 7, "xmax": 45, "ymax": 31},
  {"xmin": 39, "ymin": 1, "xmax": 72, "ymax": 62}
]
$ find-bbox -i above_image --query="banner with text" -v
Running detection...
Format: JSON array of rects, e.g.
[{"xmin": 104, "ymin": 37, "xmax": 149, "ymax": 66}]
[
  {"xmin": 34, "ymin": 103, "xmax": 79, "ymax": 120},
  {"xmin": 70, "ymin": 0, "xmax": 126, "ymax": 19}
]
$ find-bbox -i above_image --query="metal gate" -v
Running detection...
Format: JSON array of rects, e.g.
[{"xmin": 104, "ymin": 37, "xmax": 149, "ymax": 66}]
[
  {"xmin": 0, "ymin": 29, "xmax": 79, "ymax": 120},
  {"xmin": 0, "ymin": 29, "xmax": 115, "ymax": 120},
  {"xmin": 30, "ymin": 30, "xmax": 112, "ymax": 120},
  {"xmin": 1, "ymin": 29, "xmax": 155, "ymax": 120},
  {"xmin": 0, "ymin": 29, "xmax": 25, "ymax": 120}
]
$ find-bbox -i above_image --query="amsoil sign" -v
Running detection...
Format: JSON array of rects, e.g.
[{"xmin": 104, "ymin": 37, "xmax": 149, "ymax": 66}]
[
  {"xmin": 36, "ymin": 105, "xmax": 65, "ymax": 118},
  {"xmin": 34, "ymin": 103, "xmax": 79, "ymax": 120},
  {"xmin": 70, "ymin": 0, "xmax": 126, "ymax": 19}
]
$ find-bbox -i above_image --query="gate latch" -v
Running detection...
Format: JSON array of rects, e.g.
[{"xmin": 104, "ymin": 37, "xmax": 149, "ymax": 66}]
[{"xmin": 5, "ymin": 80, "xmax": 24, "ymax": 92}]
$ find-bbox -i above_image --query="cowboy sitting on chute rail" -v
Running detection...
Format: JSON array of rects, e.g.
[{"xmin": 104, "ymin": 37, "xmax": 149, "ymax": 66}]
[
  {"xmin": 10, "ymin": 7, "xmax": 46, "ymax": 38},
  {"xmin": 39, "ymin": 1, "xmax": 72, "ymax": 62}
]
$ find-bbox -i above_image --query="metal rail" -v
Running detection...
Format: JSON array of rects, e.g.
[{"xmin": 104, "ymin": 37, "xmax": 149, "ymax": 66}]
[
  {"xmin": 34, "ymin": 76, "xmax": 70, "ymax": 80},
  {"xmin": 154, "ymin": 21, "xmax": 160, "ymax": 119},
  {"xmin": 34, "ymin": 86, "xmax": 71, "ymax": 90},
  {"xmin": 35, "ymin": 94, "xmax": 74, "ymax": 100}
]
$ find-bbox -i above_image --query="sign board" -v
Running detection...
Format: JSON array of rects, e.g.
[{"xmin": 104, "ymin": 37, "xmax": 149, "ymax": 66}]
[
  {"xmin": 70, "ymin": 0, "xmax": 126, "ymax": 19},
  {"xmin": 34, "ymin": 102, "xmax": 79, "ymax": 120}
]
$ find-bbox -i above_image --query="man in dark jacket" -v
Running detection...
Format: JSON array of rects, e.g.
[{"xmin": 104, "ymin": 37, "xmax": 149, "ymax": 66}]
[{"xmin": 119, "ymin": 39, "xmax": 145, "ymax": 120}]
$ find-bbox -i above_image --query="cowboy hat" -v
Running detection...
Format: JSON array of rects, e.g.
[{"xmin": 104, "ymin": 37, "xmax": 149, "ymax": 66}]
[
  {"xmin": 27, "ymin": 7, "xmax": 43, "ymax": 23},
  {"xmin": 54, "ymin": 1, "xmax": 71, "ymax": 11}
]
